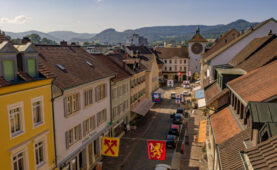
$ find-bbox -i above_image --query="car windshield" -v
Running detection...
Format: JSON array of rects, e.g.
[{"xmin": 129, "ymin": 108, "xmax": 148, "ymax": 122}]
[{"xmin": 167, "ymin": 135, "xmax": 175, "ymax": 140}]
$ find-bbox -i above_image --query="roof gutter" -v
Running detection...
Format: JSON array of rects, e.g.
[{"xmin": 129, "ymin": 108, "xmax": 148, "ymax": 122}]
[
  {"xmin": 208, "ymin": 115, "xmax": 222, "ymax": 170},
  {"xmin": 226, "ymin": 84, "xmax": 247, "ymax": 106},
  {"xmin": 239, "ymin": 151, "xmax": 248, "ymax": 170}
]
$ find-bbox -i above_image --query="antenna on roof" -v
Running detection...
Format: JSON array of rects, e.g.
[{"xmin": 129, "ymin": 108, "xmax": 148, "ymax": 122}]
[
  {"xmin": 56, "ymin": 64, "xmax": 66, "ymax": 72},
  {"xmin": 86, "ymin": 61, "xmax": 94, "ymax": 68}
]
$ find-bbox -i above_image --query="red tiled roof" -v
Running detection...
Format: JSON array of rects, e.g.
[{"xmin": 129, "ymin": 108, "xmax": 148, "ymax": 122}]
[
  {"xmin": 36, "ymin": 45, "xmax": 114, "ymax": 90},
  {"xmin": 203, "ymin": 29, "xmax": 239, "ymax": 59},
  {"xmin": 204, "ymin": 81, "xmax": 221, "ymax": 103},
  {"xmin": 154, "ymin": 47, "xmax": 188, "ymax": 59},
  {"xmin": 218, "ymin": 129, "xmax": 251, "ymax": 170},
  {"xmin": 94, "ymin": 54, "xmax": 131, "ymax": 82},
  {"xmin": 211, "ymin": 106, "xmax": 241, "ymax": 144},
  {"xmin": 204, "ymin": 18, "xmax": 277, "ymax": 62},
  {"xmin": 229, "ymin": 35, "xmax": 274, "ymax": 66},
  {"xmin": 188, "ymin": 33, "xmax": 207, "ymax": 43},
  {"xmin": 228, "ymin": 61, "xmax": 277, "ymax": 103},
  {"xmin": 207, "ymin": 88, "xmax": 229, "ymax": 106},
  {"xmin": 243, "ymin": 135, "xmax": 277, "ymax": 169},
  {"xmin": 236, "ymin": 37, "xmax": 277, "ymax": 72}
]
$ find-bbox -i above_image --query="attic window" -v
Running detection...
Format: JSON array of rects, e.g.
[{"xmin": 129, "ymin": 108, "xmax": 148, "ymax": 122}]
[
  {"xmin": 56, "ymin": 64, "xmax": 66, "ymax": 71},
  {"xmin": 86, "ymin": 61, "xmax": 94, "ymax": 67}
]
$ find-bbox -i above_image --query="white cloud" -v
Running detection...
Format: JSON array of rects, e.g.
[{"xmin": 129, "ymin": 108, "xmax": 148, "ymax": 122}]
[
  {"xmin": 96, "ymin": 0, "xmax": 103, "ymax": 2},
  {"xmin": 0, "ymin": 15, "xmax": 28, "ymax": 24}
]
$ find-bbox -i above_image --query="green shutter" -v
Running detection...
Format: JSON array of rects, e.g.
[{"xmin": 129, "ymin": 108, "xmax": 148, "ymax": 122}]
[
  {"xmin": 3, "ymin": 60, "xmax": 14, "ymax": 81},
  {"xmin": 28, "ymin": 58, "xmax": 36, "ymax": 77}
]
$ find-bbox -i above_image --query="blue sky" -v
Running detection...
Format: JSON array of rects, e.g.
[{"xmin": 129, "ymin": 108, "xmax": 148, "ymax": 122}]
[{"xmin": 0, "ymin": 0, "xmax": 276, "ymax": 33}]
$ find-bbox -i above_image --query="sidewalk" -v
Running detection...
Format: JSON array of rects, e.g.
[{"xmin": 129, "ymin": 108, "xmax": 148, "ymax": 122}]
[{"xmin": 171, "ymin": 109, "xmax": 208, "ymax": 170}]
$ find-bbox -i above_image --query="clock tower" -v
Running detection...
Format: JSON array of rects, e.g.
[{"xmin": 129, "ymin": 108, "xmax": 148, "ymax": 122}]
[{"xmin": 188, "ymin": 26, "xmax": 207, "ymax": 75}]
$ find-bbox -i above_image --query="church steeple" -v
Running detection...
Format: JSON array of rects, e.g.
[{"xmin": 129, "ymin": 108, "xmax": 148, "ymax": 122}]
[{"xmin": 196, "ymin": 26, "xmax": 200, "ymax": 34}]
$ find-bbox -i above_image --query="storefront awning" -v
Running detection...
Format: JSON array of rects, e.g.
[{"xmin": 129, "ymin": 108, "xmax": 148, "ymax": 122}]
[
  {"xmin": 197, "ymin": 120, "xmax": 207, "ymax": 143},
  {"xmin": 198, "ymin": 98, "xmax": 206, "ymax": 108},
  {"xmin": 132, "ymin": 99, "xmax": 154, "ymax": 116}
]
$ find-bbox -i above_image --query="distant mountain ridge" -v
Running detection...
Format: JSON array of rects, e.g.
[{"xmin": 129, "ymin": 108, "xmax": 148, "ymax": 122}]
[
  {"xmin": 6, "ymin": 30, "xmax": 96, "ymax": 42},
  {"xmin": 4, "ymin": 19, "xmax": 258, "ymax": 44},
  {"xmin": 90, "ymin": 19, "xmax": 258, "ymax": 44}
]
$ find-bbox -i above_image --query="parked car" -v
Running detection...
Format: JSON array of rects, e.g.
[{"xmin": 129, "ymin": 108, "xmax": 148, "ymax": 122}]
[
  {"xmin": 170, "ymin": 92, "xmax": 176, "ymax": 99},
  {"xmin": 176, "ymin": 107, "xmax": 184, "ymax": 114},
  {"xmin": 166, "ymin": 135, "xmax": 177, "ymax": 149},
  {"xmin": 169, "ymin": 124, "xmax": 180, "ymax": 136},
  {"xmin": 173, "ymin": 113, "xmax": 184, "ymax": 124},
  {"xmin": 182, "ymin": 91, "xmax": 189, "ymax": 97},
  {"xmin": 155, "ymin": 164, "xmax": 171, "ymax": 170},
  {"xmin": 184, "ymin": 84, "xmax": 190, "ymax": 89}
]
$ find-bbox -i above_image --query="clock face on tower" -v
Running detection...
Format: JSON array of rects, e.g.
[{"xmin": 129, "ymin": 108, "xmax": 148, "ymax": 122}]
[{"xmin": 191, "ymin": 43, "xmax": 203, "ymax": 54}]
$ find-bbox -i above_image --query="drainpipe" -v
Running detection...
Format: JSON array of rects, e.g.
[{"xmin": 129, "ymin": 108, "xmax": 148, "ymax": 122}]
[{"xmin": 51, "ymin": 84, "xmax": 64, "ymax": 169}]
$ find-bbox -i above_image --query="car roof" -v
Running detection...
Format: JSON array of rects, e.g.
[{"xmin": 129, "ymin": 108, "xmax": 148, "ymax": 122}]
[{"xmin": 167, "ymin": 135, "xmax": 175, "ymax": 139}]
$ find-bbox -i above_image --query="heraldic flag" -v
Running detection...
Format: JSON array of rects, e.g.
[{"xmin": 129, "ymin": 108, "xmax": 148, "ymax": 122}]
[
  {"xmin": 147, "ymin": 140, "xmax": 166, "ymax": 160},
  {"xmin": 101, "ymin": 137, "xmax": 120, "ymax": 157}
]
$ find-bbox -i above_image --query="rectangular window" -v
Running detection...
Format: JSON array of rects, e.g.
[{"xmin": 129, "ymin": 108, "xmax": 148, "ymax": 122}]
[
  {"xmin": 84, "ymin": 89, "xmax": 93, "ymax": 106},
  {"xmin": 35, "ymin": 141, "xmax": 44, "ymax": 166},
  {"xmin": 64, "ymin": 93, "xmax": 79, "ymax": 116},
  {"xmin": 83, "ymin": 119, "xmax": 90, "ymax": 136},
  {"xmin": 180, "ymin": 60, "xmax": 182, "ymax": 64},
  {"xmin": 97, "ymin": 109, "xmax": 107, "ymax": 127},
  {"xmin": 32, "ymin": 98, "xmax": 43, "ymax": 127},
  {"xmin": 3, "ymin": 60, "xmax": 14, "ymax": 81},
  {"xmin": 65, "ymin": 124, "xmax": 82, "ymax": 149},
  {"xmin": 12, "ymin": 151, "xmax": 25, "ymax": 170},
  {"xmin": 95, "ymin": 84, "xmax": 107, "ymax": 102},
  {"xmin": 89, "ymin": 115, "xmax": 96, "ymax": 131},
  {"xmin": 9, "ymin": 106, "xmax": 23, "ymax": 137},
  {"xmin": 27, "ymin": 58, "xmax": 36, "ymax": 77}
]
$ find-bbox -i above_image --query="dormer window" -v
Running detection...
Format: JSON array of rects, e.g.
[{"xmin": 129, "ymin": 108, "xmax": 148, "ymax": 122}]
[
  {"xmin": 27, "ymin": 58, "xmax": 36, "ymax": 77},
  {"xmin": 3, "ymin": 60, "xmax": 15, "ymax": 81}
]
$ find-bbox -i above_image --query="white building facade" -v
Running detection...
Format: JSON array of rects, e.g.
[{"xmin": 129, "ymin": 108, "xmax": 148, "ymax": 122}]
[{"xmin": 54, "ymin": 78, "xmax": 112, "ymax": 170}]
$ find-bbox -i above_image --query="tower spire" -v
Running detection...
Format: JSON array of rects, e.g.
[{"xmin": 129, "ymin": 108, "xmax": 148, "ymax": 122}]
[{"xmin": 196, "ymin": 26, "xmax": 200, "ymax": 34}]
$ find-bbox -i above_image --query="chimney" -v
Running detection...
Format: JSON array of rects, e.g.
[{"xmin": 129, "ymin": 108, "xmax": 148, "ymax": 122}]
[
  {"xmin": 60, "ymin": 40, "xmax": 67, "ymax": 46},
  {"xmin": 22, "ymin": 37, "xmax": 31, "ymax": 44},
  {"xmin": 268, "ymin": 29, "xmax": 273, "ymax": 35},
  {"xmin": 240, "ymin": 30, "xmax": 244, "ymax": 35},
  {"xmin": 252, "ymin": 129, "xmax": 259, "ymax": 146}
]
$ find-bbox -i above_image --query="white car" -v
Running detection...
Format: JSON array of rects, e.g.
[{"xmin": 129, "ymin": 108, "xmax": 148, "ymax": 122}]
[{"xmin": 155, "ymin": 164, "xmax": 171, "ymax": 170}]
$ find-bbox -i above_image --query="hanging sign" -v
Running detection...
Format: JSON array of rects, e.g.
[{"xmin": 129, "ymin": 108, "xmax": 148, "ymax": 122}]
[
  {"xmin": 147, "ymin": 140, "xmax": 166, "ymax": 160},
  {"xmin": 101, "ymin": 137, "xmax": 120, "ymax": 157}
]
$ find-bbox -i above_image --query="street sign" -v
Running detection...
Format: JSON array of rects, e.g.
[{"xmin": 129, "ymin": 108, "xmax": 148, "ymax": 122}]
[
  {"xmin": 167, "ymin": 80, "xmax": 174, "ymax": 87},
  {"xmin": 152, "ymin": 93, "xmax": 161, "ymax": 103},
  {"xmin": 187, "ymin": 71, "xmax": 191, "ymax": 77},
  {"xmin": 183, "ymin": 80, "xmax": 190, "ymax": 85},
  {"xmin": 176, "ymin": 94, "xmax": 181, "ymax": 99},
  {"xmin": 175, "ymin": 99, "xmax": 180, "ymax": 104},
  {"xmin": 177, "ymin": 72, "xmax": 181, "ymax": 76}
]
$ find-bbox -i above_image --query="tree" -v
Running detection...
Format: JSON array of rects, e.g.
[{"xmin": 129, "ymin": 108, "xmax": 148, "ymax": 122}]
[
  {"xmin": 27, "ymin": 34, "xmax": 41, "ymax": 44},
  {"xmin": 83, "ymin": 42, "xmax": 90, "ymax": 46}
]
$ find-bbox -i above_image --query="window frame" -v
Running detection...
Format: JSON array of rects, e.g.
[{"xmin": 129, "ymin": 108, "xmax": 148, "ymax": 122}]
[
  {"xmin": 8, "ymin": 102, "xmax": 25, "ymax": 139},
  {"xmin": 31, "ymin": 96, "xmax": 44, "ymax": 128}
]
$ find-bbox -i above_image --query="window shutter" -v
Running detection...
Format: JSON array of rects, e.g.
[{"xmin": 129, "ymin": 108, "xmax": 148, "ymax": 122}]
[
  {"xmin": 77, "ymin": 93, "xmax": 80, "ymax": 111},
  {"xmin": 65, "ymin": 131, "xmax": 69, "ymax": 149},
  {"xmin": 79, "ymin": 124, "xmax": 82, "ymax": 140},
  {"xmin": 64, "ymin": 98, "xmax": 67, "ymax": 116},
  {"xmin": 95, "ymin": 87, "xmax": 98, "ymax": 102}
]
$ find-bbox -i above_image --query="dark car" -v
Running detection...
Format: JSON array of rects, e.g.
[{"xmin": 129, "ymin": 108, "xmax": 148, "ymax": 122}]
[
  {"xmin": 176, "ymin": 107, "xmax": 184, "ymax": 114},
  {"xmin": 166, "ymin": 135, "xmax": 177, "ymax": 149},
  {"xmin": 169, "ymin": 124, "xmax": 180, "ymax": 136},
  {"xmin": 173, "ymin": 114, "xmax": 183, "ymax": 124}
]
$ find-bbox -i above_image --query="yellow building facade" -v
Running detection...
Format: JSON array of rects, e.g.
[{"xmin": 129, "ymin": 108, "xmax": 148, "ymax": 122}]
[{"xmin": 0, "ymin": 79, "xmax": 56, "ymax": 170}]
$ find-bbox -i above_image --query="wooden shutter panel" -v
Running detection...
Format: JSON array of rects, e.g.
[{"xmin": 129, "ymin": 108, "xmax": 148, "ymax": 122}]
[
  {"xmin": 79, "ymin": 124, "xmax": 82, "ymax": 140},
  {"xmin": 65, "ymin": 131, "xmax": 69, "ymax": 149},
  {"xmin": 64, "ymin": 98, "xmax": 67, "ymax": 116}
]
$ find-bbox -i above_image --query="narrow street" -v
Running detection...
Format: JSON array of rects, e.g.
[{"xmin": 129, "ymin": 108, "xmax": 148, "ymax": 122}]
[{"xmin": 102, "ymin": 84, "xmax": 207, "ymax": 170}]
